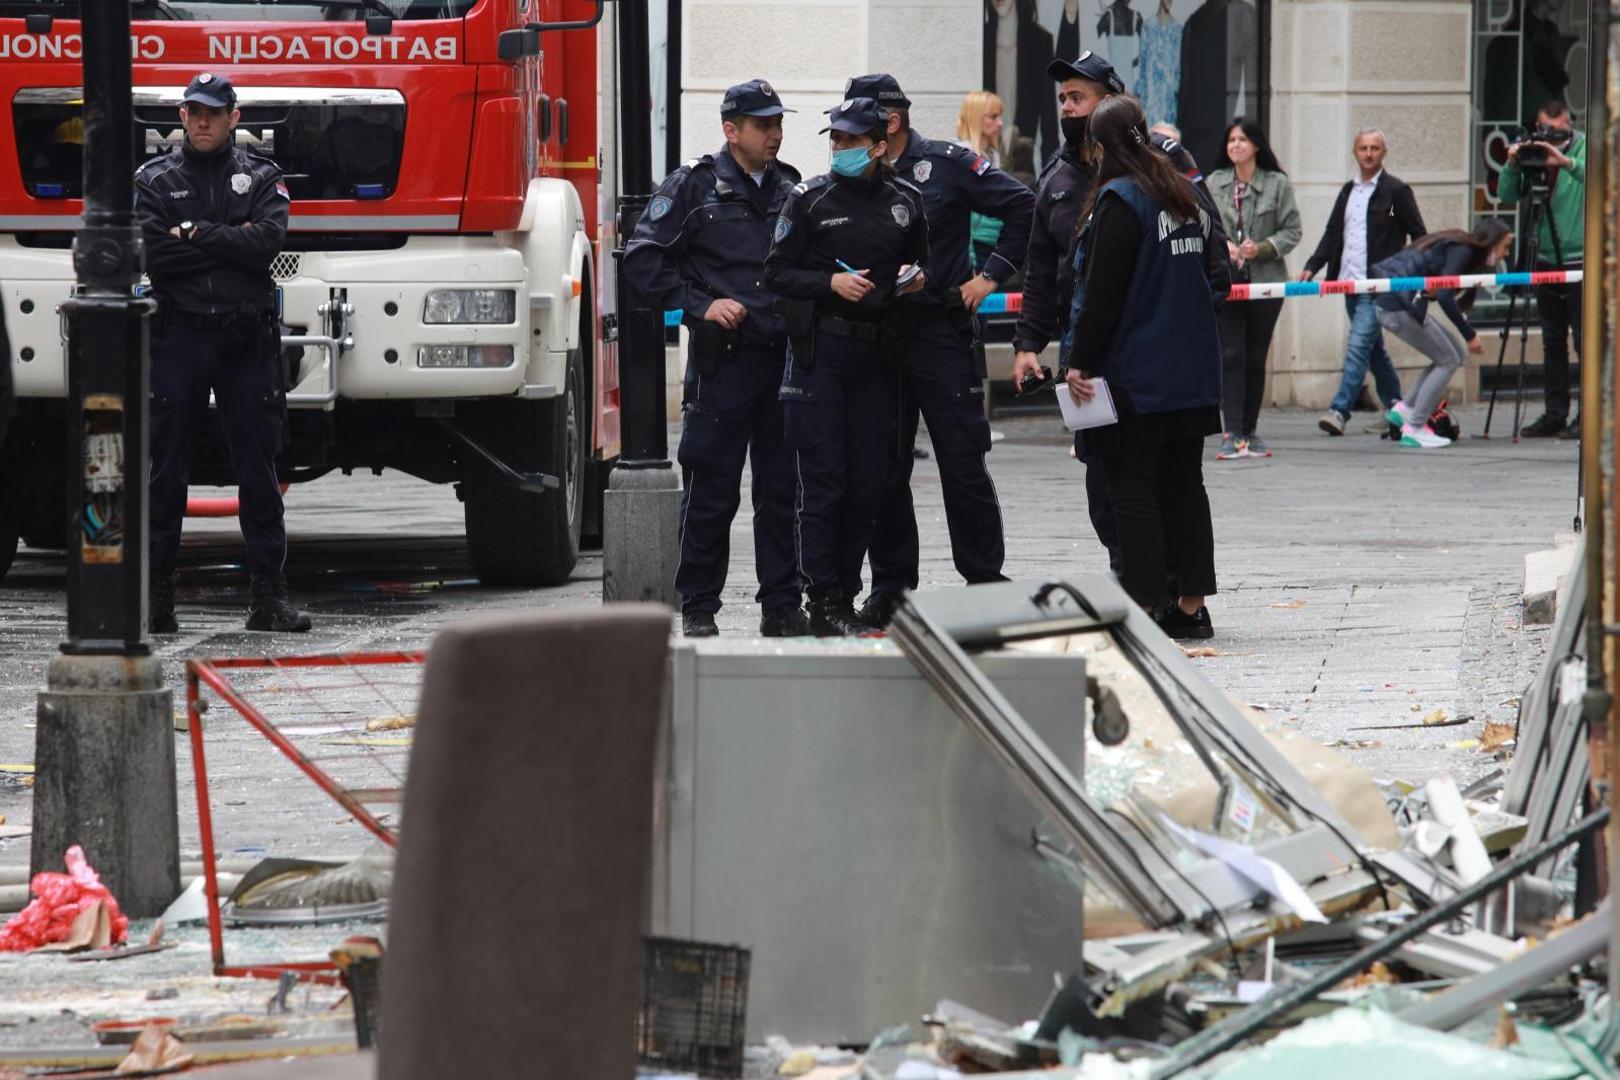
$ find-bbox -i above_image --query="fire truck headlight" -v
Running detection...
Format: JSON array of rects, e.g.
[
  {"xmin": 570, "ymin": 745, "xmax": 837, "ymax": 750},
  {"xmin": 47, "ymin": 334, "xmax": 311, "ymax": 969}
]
[{"xmin": 422, "ymin": 289, "xmax": 517, "ymax": 324}]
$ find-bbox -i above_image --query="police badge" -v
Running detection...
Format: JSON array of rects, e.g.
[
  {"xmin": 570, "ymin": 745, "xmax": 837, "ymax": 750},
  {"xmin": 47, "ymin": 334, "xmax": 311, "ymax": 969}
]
[
  {"xmin": 891, "ymin": 203, "xmax": 910, "ymax": 228},
  {"xmin": 230, "ymin": 173, "xmax": 252, "ymax": 195},
  {"xmin": 912, "ymin": 160, "xmax": 932, "ymax": 183},
  {"xmin": 647, "ymin": 194, "xmax": 673, "ymax": 221}
]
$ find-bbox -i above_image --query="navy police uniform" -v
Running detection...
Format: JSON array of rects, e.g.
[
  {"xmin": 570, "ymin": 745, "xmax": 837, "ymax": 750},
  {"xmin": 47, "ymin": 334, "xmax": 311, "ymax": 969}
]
[
  {"xmin": 764, "ymin": 97, "xmax": 930, "ymax": 635},
  {"xmin": 134, "ymin": 72, "xmax": 307, "ymax": 633},
  {"xmin": 622, "ymin": 79, "xmax": 804, "ymax": 636},
  {"xmin": 850, "ymin": 74, "xmax": 1034, "ymax": 621}
]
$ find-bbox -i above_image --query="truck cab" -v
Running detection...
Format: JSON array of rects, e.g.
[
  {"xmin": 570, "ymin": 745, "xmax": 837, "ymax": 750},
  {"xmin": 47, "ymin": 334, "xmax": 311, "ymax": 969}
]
[{"xmin": 0, "ymin": 0, "xmax": 619, "ymax": 586}]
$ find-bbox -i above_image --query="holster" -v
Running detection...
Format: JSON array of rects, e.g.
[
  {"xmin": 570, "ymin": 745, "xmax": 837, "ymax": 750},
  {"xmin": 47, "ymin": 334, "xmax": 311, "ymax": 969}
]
[
  {"xmin": 775, "ymin": 298, "xmax": 817, "ymax": 372},
  {"xmin": 688, "ymin": 320, "xmax": 738, "ymax": 380}
]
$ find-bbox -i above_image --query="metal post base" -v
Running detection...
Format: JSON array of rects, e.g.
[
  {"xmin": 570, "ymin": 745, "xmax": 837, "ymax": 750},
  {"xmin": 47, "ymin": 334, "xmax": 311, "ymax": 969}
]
[
  {"xmin": 31, "ymin": 654, "xmax": 179, "ymax": 916},
  {"xmin": 602, "ymin": 463, "xmax": 681, "ymax": 607}
]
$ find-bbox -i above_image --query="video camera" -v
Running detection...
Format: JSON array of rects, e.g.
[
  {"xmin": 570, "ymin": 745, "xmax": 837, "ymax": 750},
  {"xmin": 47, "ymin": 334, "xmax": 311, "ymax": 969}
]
[{"xmin": 1509, "ymin": 123, "xmax": 1575, "ymax": 189}]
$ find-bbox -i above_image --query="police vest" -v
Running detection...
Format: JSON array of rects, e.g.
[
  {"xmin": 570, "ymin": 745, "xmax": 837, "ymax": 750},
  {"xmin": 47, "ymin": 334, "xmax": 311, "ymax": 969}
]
[{"xmin": 1076, "ymin": 177, "xmax": 1221, "ymax": 415}]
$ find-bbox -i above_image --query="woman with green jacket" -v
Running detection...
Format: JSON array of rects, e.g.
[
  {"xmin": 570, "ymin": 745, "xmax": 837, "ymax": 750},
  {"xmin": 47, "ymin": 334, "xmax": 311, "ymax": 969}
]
[{"xmin": 1207, "ymin": 118, "xmax": 1301, "ymax": 459}]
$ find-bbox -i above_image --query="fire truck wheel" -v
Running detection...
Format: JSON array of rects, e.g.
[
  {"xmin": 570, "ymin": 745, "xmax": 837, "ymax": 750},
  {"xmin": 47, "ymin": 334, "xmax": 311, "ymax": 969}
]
[
  {"xmin": 462, "ymin": 351, "xmax": 585, "ymax": 587},
  {"xmin": 20, "ymin": 460, "xmax": 66, "ymax": 550}
]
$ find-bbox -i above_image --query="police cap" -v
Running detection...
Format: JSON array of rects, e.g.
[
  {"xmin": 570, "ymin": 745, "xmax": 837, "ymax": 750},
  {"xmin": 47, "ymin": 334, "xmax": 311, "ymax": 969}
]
[
  {"xmin": 820, "ymin": 97, "xmax": 889, "ymax": 135},
  {"xmin": 721, "ymin": 78, "xmax": 794, "ymax": 119},
  {"xmin": 843, "ymin": 73, "xmax": 911, "ymax": 109},
  {"xmin": 1046, "ymin": 51, "xmax": 1126, "ymax": 94},
  {"xmin": 181, "ymin": 72, "xmax": 236, "ymax": 110}
]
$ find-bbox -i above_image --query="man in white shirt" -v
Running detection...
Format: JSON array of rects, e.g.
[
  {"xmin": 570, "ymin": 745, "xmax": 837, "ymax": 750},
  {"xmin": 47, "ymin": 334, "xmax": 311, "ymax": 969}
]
[{"xmin": 1299, "ymin": 129, "xmax": 1428, "ymax": 435}]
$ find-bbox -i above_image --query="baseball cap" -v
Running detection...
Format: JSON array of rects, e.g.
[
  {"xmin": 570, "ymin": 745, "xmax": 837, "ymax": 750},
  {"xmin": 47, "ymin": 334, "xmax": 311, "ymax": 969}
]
[
  {"xmin": 721, "ymin": 79, "xmax": 794, "ymax": 118},
  {"xmin": 1046, "ymin": 51, "xmax": 1126, "ymax": 94},
  {"xmin": 181, "ymin": 72, "xmax": 236, "ymax": 109},
  {"xmin": 843, "ymin": 74, "xmax": 911, "ymax": 109},
  {"xmin": 820, "ymin": 97, "xmax": 889, "ymax": 135}
]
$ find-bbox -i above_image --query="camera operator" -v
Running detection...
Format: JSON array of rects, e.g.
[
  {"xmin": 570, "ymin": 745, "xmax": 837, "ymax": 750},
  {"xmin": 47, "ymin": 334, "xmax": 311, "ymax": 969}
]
[{"xmin": 1498, "ymin": 98, "xmax": 1585, "ymax": 439}]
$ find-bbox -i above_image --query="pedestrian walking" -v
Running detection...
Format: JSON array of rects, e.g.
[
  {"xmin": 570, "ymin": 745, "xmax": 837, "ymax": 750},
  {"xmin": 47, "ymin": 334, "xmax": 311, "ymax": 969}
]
[
  {"xmin": 1207, "ymin": 117, "xmax": 1300, "ymax": 460},
  {"xmin": 1372, "ymin": 220, "xmax": 1514, "ymax": 449},
  {"xmin": 623, "ymin": 79, "xmax": 808, "ymax": 640},
  {"xmin": 847, "ymin": 73, "xmax": 1033, "ymax": 631},
  {"xmin": 1061, "ymin": 95, "xmax": 1223, "ymax": 639},
  {"xmin": 1301, "ymin": 129, "xmax": 1427, "ymax": 437},
  {"xmin": 764, "ymin": 97, "xmax": 930, "ymax": 637},
  {"xmin": 1498, "ymin": 98, "xmax": 1586, "ymax": 438},
  {"xmin": 135, "ymin": 72, "xmax": 310, "ymax": 634},
  {"xmin": 955, "ymin": 90, "xmax": 1008, "ymax": 271}
]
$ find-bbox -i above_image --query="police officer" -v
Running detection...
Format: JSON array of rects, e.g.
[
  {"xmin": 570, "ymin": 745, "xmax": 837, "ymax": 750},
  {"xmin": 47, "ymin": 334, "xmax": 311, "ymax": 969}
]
[
  {"xmin": 1012, "ymin": 53, "xmax": 1225, "ymax": 577},
  {"xmin": 845, "ymin": 74, "xmax": 1034, "ymax": 631},
  {"xmin": 765, "ymin": 98, "xmax": 929, "ymax": 637},
  {"xmin": 135, "ymin": 73, "xmax": 310, "ymax": 634},
  {"xmin": 622, "ymin": 79, "xmax": 808, "ymax": 639}
]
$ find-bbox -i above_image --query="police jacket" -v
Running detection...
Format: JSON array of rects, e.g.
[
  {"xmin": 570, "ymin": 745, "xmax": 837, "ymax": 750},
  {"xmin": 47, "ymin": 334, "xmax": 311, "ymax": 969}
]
[
  {"xmin": 135, "ymin": 141, "xmax": 288, "ymax": 316},
  {"xmin": 1065, "ymin": 178, "xmax": 1223, "ymax": 416},
  {"xmin": 764, "ymin": 168, "xmax": 929, "ymax": 322},
  {"xmin": 622, "ymin": 148, "xmax": 801, "ymax": 343},
  {"xmin": 891, "ymin": 131, "xmax": 1031, "ymax": 310},
  {"xmin": 1015, "ymin": 134, "xmax": 1224, "ymax": 355},
  {"xmin": 1370, "ymin": 240, "xmax": 1481, "ymax": 342},
  {"xmin": 1303, "ymin": 172, "xmax": 1426, "ymax": 281}
]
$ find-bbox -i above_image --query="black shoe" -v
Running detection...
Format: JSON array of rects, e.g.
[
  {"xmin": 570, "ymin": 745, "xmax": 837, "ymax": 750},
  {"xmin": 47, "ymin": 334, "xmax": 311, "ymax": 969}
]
[
  {"xmin": 1559, "ymin": 415, "xmax": 1582, "ymax": 440},
  {"xmin": 682, "ymin": 611, "xmax": 719, "ymax": 638},
  {"xmin": 807, "ymin": 593, "xmax": 864, "ymax": 638},
  {"xmin": 1521, "ymin": 413, "xmax": 1567, "ymax": 438},
  {"xmin": 856, "ymin": 590, "xmax": 903, "ymax": 631},
  {"xmin": 245, "ymin": 576, "xmax": 313, "ymax": 633},
  {"xmin": 759, "ymin": 606, "xmax": 810, "ymax": 638},
  {"xmin": 150, "ymin": 574, "xmax": 178, "ymax": 635},
  {"xmin": 1155, "ymin": 603, "xmax": 1214, "ymax": 640}
]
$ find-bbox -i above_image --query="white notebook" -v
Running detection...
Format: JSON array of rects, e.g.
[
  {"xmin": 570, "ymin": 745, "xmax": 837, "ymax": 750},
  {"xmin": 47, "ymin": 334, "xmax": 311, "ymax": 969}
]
[{"xmin": 1054, "ymin": 376, "xmax": 1118, "ymax": 432}]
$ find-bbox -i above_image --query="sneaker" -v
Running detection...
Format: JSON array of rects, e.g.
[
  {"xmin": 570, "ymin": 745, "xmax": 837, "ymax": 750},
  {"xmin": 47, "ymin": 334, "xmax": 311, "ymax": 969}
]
[
  {"xmin": 856, "ymin": 590, "xmax": 903, "ymax": 631},
  {"xmin": 1155, "ymin": 603, "xmax": 1214, "ymax": 640},
  {"xmin": 1385, "ymin": 401, "xmax": 1413, "ymax": 429},
  {"xmin": 1317, "ymin": 410, "xmax": 1348, "ymax": 436},
  {"xmin": 1399, "ymin": 424, "xmax": 1451, "ymax": 449},
  {"xmin": 760, "ymin": 606, "xmax": 811, "ymax": 638},
  {"xmin": 245, "ymin": 576, "xmax": 313, "ymax": 633},
  {"xmin": 1559, "ymin": 414, "xmax": 1582, "ymax": 440},
  {"xmin": 1520, "ymin": 413, "xmax": 1566, "ymax": 438},
  {"xmin": 1364, "ymin": 419, "xmax": 1394, "ymax": 435},
  {"xmin": 1215, "ymin": 434, "xmax": 1247, "ymax": 460},
  {"xmin": 1244, "ymin": 434, "xmax": 1272, "ymax": 458},
  {"xmin": 682, "ymin": 611, "xmax": 719, "ymax": 638}
]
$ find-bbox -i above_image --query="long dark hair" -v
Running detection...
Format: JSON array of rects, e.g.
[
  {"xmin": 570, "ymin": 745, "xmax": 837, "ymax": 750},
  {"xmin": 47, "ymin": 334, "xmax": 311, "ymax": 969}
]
[
  {"xmin": 1077, "ymin": 94, "xmax": 1199, "ymax": 224},
  {"xmin": 1218, "ymin": 117, "xmax": 1284, "ymax": 174},
  {"xmin": 1412, "ymin": 218, "xmax": 1512, "ymax": 269}
]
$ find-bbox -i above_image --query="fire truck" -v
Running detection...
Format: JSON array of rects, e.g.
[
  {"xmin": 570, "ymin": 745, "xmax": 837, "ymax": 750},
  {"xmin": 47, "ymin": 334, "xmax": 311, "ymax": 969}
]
[{"xmin": 0, "ymin": 0, "xmax": 621, "ymax": 586}]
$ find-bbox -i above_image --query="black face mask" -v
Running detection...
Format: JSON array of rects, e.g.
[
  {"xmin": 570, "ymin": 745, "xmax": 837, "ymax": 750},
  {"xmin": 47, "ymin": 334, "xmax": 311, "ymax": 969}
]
[{"xmin": 1061, "ymin": 115, "xmax": 1088, "ymax": 148}]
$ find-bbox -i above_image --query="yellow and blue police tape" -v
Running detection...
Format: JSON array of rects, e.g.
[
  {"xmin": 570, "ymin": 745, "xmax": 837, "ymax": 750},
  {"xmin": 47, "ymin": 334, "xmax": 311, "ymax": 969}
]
[{"xmin": 658, "ymin": 269, "xmax": 1583, "ymax": 325}]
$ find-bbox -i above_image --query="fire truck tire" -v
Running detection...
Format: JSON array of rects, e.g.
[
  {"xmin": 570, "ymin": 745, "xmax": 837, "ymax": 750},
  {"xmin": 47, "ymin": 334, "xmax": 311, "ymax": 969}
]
[
  {"xmin": 20, "ymin": 459, "xmax": 66, "ymax": 551},
  {"xmin": 462, "ymin": 351, "xmax": 585, "ymax": 587}
]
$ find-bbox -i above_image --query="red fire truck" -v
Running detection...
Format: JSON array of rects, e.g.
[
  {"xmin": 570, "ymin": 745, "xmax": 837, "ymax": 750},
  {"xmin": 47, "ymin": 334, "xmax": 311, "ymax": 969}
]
[{"xmin": 0, "ymin": 0, "xmax": 620, "ymax": 586}]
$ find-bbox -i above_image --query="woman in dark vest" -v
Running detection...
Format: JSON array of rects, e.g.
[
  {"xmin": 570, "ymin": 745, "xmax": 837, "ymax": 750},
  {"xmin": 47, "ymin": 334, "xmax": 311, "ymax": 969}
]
[
  {"xmin": 1060, "ymin": 94, "xmax": 1225, "ymax": 639},
  {"xmin": 1372, "ymin": 219, "xmax": 1513, "ymax": 449}
]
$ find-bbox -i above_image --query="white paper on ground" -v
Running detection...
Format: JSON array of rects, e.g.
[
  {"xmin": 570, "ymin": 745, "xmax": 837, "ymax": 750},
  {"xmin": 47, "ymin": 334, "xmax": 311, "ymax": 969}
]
[
  {"xmin": 894, "ymin": 1063, "xmax": 963, "ymax": 1080},
  {"xmin": 1162, "ymin": 817, "xmax": 1329, "ymax": 923},
  {"xmin": 1054, "ymin": 376, "xmax": 1118, "ymax": 431},
  {"xmin": 159, "ymin": 877, "xmax": 211, "ymax": 925}
]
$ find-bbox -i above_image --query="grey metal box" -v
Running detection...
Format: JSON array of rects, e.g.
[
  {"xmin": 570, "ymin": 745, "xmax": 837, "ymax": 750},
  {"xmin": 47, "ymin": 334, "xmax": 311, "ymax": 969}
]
[{"xmin": 652, "ymin": 640, "xmax": 1087, "ymax": 1043}]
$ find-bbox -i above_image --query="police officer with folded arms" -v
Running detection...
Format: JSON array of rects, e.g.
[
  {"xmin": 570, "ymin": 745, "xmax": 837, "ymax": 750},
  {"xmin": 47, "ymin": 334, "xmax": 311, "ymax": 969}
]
[
  {"xmin": 845, "ymin": 74, "xmax": 1033, "ymax": 631},
  {"xmin": 135, "ymin": 73, "xmax": 310, "ymax": 634},
  {"xmin": 623, "ymin": 79, "xmax": 808, "ymax": 639},
  {"xmin": 765, "ymin": 97, "xmax": 929, "ymax": 637}
]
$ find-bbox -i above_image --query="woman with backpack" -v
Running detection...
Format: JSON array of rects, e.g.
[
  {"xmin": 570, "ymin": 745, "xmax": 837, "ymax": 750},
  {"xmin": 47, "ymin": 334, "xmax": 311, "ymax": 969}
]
[{"xmin": 1371, "ymin": 219, "xmax": 1514, "ymax": 448}]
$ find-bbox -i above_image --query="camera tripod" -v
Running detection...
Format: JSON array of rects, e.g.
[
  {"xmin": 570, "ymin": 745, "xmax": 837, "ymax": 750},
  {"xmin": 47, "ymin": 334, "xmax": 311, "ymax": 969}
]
[{"xmin": 1479, "ymin": 181, "xmax": 1565, "ymax": 443}]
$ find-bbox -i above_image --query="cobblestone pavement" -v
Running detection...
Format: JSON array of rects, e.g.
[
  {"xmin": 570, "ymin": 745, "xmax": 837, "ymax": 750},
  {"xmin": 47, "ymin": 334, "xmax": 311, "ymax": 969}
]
[{"xmin": 0, "ymin": 403, "xmax": 1577, "ymax": 866}]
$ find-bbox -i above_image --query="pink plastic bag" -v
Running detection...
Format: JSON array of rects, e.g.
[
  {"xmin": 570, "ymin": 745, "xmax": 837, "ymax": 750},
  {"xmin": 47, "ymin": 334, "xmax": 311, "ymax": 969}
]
[{"xmin": 0, "ymin": 845, "xmax": 129, "ymax": 952}]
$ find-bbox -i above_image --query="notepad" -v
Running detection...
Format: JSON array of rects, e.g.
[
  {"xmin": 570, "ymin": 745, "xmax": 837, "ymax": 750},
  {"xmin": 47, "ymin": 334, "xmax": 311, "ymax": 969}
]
[{"xmin": 1053, "ymin": 376, "xmax": 1118, "ymax": 431}]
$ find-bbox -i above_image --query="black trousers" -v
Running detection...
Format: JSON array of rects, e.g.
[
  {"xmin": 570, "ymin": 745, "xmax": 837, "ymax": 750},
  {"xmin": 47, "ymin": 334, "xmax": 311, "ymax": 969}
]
[
  {"xmin": 1218, "ymin": 297, "xmax": 1283, "ymax": 437},
  {"xmin": 1100, "ymin": 428, "xmax": 1216, "ymax": 611},
  {"xmin": 1535, "ymin": 269, "xmax": 1582, "ymax": 420}
]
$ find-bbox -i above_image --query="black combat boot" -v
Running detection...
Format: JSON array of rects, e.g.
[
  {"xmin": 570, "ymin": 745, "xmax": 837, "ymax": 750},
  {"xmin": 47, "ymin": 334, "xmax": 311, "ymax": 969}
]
[
  {"xmin": 245, "ymin": 574, "xmax": 313, "ymax": 633},
  {"xmin": 682, "ymin": 610, "xmax": 719, "ymax": 638},
  {"xmin": 150, "ymin": 572, "xmax": 179, "ymax": 635},
  {"xmin": 855, "ymin": 590, "xmax": 903, "ymax": 631},
  {"xmin": 807, "ymin": 592, "xmax": 864, "ymax": 638},
  {"xmin": 759, "ymin": 605, "xmax": 811, "ymax": 638}
]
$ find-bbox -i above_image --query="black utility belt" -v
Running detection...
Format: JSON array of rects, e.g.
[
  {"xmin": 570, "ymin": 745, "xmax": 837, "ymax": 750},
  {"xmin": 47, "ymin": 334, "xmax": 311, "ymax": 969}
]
[{"xmin": 816, "ymin": 315, "xmax": 890, "ymax": 343}]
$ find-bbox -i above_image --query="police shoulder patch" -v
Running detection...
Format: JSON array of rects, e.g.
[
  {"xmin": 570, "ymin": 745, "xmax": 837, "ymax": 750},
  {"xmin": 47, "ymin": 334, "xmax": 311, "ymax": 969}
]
[
  {"xmin": 968, "ymin": 154, "xmax": 992, "ymax": 176},
  {"xmin": 647, "ymin": 195, "xmax": 674, "ymax": 221},
  {"xmin": 774, "ymin": 215, "xmax": 792, "ymax": 243}
]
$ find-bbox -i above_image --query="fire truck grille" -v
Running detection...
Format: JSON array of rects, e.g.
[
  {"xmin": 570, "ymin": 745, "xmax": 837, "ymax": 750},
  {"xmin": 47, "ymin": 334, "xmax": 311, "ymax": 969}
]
[{"xmin": 270, "ymin": 253, "xmax": 302, "ymax": 282}]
